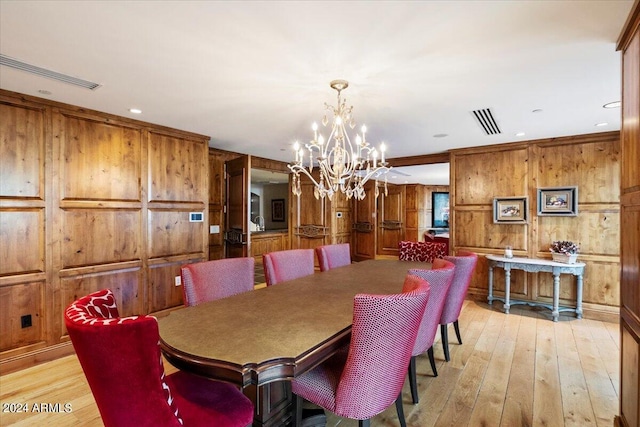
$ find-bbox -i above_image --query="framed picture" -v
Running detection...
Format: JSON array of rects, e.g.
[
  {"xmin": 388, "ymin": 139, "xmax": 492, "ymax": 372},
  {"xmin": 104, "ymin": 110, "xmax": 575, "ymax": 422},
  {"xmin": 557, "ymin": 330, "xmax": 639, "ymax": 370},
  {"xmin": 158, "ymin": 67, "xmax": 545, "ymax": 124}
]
[
  {"xmin": 493, "ymin": 196, "xmax": 528, "ymax": 224},
  {"xmin": 271, "ymin": 199, "xmax": 285, "ymax": 222},
  {"xmin": 537, "ymin": 186, "xmax": 578, "ymax": 216},
  {"xmin": 432, "ymin": 191, "xmax": 450, "ymax": 228}
]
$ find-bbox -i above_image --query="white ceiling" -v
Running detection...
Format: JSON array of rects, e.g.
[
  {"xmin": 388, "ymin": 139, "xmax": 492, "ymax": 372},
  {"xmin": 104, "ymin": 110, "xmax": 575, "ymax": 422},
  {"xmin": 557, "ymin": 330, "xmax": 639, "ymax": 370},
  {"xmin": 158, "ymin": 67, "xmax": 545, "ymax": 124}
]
[{"xmin": 0, "ymin": 1, "xmax": 632, "ymax": 186}]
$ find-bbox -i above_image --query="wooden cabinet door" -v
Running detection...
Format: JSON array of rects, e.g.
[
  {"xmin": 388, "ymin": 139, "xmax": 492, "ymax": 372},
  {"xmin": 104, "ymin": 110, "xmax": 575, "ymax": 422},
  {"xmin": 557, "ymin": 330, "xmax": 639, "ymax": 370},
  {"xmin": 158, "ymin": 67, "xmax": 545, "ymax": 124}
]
[
  {"xmin": 351, "ymin": 181, "xmax": 377, "ymax": 261},
  {"xmin": 225, "ymin": 156, "xmax": 250, "ymax": 257},
  {"xmin": 377, "ymin": 184, "xmax": 405, "ymax": 256}
]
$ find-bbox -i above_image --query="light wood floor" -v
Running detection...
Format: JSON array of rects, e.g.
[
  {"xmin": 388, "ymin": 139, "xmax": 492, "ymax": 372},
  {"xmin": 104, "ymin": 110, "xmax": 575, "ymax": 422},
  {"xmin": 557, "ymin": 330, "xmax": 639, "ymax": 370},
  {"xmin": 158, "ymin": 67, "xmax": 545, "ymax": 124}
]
[{"xmin": 0, "ymin": 300, "xmax": 619, "ymax": 427}]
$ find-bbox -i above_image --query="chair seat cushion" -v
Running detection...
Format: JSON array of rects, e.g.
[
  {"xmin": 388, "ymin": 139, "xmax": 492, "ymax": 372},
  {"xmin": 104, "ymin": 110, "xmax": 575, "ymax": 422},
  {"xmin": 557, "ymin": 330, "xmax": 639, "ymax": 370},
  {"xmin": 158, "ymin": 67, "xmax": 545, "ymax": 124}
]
[{"xmin": 167, "ymin": 371, "xmax": 254, "ymax": 427}]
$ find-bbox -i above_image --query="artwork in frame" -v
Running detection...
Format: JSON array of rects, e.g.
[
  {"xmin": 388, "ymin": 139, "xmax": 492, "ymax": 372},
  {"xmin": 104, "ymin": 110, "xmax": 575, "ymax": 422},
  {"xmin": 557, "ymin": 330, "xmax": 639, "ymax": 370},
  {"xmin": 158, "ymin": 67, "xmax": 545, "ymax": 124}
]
[
  {"xmin": 493, "ymin": 196, "xmax": 528, "ymax": 224},
  {"xmin": 432, "ymin": 191, "xmax": 450, "ymax": 228},
  {"xmin": 537, "ymin": 186, "xmax": 578, "ymax": 216},
  {"xmin": 271, "ymin": 199, "xmax": 285, "ymax": 222}
]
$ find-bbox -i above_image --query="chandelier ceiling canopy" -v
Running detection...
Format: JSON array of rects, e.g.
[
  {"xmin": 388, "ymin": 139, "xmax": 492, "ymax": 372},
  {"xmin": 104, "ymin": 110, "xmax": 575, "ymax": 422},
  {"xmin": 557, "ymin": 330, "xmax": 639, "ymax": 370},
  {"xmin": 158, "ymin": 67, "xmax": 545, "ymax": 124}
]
[{"xmin": 288, "ymin": 80, "xmax": 391, "ymax": 200}]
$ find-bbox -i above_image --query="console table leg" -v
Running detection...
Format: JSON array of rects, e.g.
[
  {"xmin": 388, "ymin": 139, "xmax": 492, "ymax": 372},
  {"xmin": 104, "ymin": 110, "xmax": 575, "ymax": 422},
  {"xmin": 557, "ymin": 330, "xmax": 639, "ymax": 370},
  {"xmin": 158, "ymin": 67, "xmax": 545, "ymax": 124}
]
[
  {"xmin": 488, "ymin": 266, "xmax": 494, "ymax": 304},
  {"xmin": 576, "ymin": 274, "xmax": 584, "ymax": 319},
  {"xmin": 504, "ymin": 267, "xmax": 511, "ymax": 314},
  {"xmin": 552, "ymin": 272, "xmax": 560, "ymax": 322}
]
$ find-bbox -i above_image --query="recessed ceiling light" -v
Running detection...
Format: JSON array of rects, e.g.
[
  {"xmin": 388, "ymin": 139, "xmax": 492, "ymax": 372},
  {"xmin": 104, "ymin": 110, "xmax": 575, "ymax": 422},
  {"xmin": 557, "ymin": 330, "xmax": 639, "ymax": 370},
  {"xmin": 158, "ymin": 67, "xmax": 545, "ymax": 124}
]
[
  {"xmin": 38, "ymin": 89, "xmax": 52, "ymax": 96},
  {"xmin": 515, "ymin": 132, "xmax": 526, "ymax": 137},
  {"xmin": 595, "ymin": 122, "xmax": 608, "ymax": 127},
  {"xmin": 433, "ymin": 133, "xmax": 448, "ymax": 138},
  {"xmin": 603, "ymin": 101, "xmax": 621, "ymax": 109},
  {"xmin": 391, "ymin": 175, "xmax": 398, "ymax": 179},
  {"xmin": 532, "ymin": 109, "xmax": 543, "ymax": 113},
  {"xmin": 129, "ymin": 108, "xmax": 142, "ymax": 114}
]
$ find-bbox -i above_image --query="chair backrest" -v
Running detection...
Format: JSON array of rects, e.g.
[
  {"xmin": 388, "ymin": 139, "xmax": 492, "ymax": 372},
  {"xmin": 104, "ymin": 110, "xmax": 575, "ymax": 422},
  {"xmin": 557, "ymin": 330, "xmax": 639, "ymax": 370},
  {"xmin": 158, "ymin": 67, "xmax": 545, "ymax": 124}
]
[
  {"xmin": 333, "ymin": 276, "xmax": 430, "ymax": 420},
  {"xmin": 399, "ymin": 241, "xmax": 447, "ymax": 262},
  {"xmin": 65, "ymin": 289, "xmax": 183, "ymax": 427},
  {"xmin": 262, "ymin": 249, "xmax": 315, "ymax": 286},
  {"xmin": 181, "ymin": 257, "xmax": 255, "ymax": 306},
  {"xmin": 316, "ymin": 243, "xmax": 351, "ymax": 272},
  {"xmin": 408, "ymin": 259, "xmax": 456, "ymax": 355},
  {"xmin": 441, "ymin": 251, "xmax": 478, "ymax": 324}
]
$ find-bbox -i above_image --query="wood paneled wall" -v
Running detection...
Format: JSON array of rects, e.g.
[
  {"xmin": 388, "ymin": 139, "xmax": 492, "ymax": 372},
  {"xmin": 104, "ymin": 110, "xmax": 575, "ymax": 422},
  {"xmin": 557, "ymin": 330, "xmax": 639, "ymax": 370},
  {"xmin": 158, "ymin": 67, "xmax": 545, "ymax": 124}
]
[
  {"xmin": 405, "ymin": 184, "xmax": 450, "ymax": 242},
  {"xmin": 617, "ymin": 1, "xmax": 640, "ymax": 425},
  {"xmin": 450, "ymin": 131, "xmax": 621, "ymax": 321},
  {"xmin": 0, "ymin": 90, "xmax": 209, "ymax": 373}
]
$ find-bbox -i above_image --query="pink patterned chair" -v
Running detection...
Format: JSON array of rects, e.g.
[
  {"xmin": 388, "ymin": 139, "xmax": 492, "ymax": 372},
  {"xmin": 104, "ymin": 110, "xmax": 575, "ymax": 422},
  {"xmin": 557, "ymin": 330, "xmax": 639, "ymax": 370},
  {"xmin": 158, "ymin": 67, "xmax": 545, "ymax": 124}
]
[
  {"xmin": 263, "ymin": 249, "xmax": 315, "ymax": 286},
  {"xmin": 440, "ymin": 251, "xmax": 478, "ymax": 361},
  {"xmin": 65, "ymin": 289, "xmax": 254, "ymax": 427},
  {"xmin": 316, "ymin": 243, "xmax": 351, "ymax": 272},
  {"xmin": 291, "ymin": 275, "xmax": 430, "ymax": 427},
  {"xmin": 406, "ymin": 258, "xmax": 455, "ymax": 404},
  {"xmin": 398, "ymin": 241, "xmax": 446, "ymax": 263},
  {"xmin": 181, "ymin": 257, "xmax": 254, "ymax": 306}
]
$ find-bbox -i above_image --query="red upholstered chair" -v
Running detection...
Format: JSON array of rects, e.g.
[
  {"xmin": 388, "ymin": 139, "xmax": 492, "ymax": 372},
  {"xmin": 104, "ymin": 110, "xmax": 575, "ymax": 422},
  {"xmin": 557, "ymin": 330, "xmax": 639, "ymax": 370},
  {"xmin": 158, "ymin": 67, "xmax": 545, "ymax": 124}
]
[
  {"xmin": 181, "ymin": 257, "xmax": 254, "ymax": 306},
  {"xmin": 406, "ymin": 259, "xmax": 455, "ymax": 404},
  {"xmin": 440, "ymin": 251, "xmax": 478, "ymax": 361},
  {"xmin": 316, "ymin": 243, "xmax": 351, "ymax": 272},
  {"xmin": 398, "ymin": 241, "xmax": 446, "ymax": 263},
  {"xmin": 291, "ymin": 275, "xmax": 430, "ymax": 427},
  {"xmin": 65, "ymin": 289, "xmax": 254, "ymax": 427},
  {"xmin": 263, "ymin": 249, "xmax": 315, "ymax": 286}
]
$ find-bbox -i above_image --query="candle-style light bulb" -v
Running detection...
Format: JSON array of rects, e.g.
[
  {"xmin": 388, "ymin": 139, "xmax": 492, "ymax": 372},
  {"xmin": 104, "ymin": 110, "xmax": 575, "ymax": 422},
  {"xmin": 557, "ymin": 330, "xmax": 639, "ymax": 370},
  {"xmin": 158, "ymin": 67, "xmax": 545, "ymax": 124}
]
[
  {"xmin": 380, "ymin": 143, "xmax": 386, "ymax": 163},
  {"xmin": 312, "ymin": 122, "xmax": 318, "ymax": 141},
  {"xmin": 361, "ymin": 125, "xmax": 367, "ymax": 144},
  {"xmin": 318, "ymin": 134, "xmax": 324, "ymax": 145}
]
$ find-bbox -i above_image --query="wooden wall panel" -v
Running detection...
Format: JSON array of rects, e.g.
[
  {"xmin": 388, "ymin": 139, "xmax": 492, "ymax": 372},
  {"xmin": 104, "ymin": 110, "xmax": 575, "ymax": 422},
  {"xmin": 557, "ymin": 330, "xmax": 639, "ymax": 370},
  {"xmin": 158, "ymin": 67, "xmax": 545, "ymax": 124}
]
[
  {"xmin": 0, "ymin": 281, "xmax": 44, "ymax": 352},
  {"xmin": 0, "ymin": 103, "xmax": 44, "ymax": 199},
  {"xmin": 61, "ymin": 116, "xmax": 141, "ymax": 201},
  {"xmin": 0, "ymin": 89, "xmax": 209, "ymax": 373},
  {"xmin": 351, "ymin": 181, "xmax": 376, "ymax": 261},
  {"xmin": 148, "ymin": 210, "xmax": 205, "ymax": 258},
  {"xmin": 148, "ymin": 262, "xmax": 189, "ymax": 313},
  {"xmin": 454, "ymin": 148, "xmax": 528, "ymax": 205},
  {"xmin": 61, "ymin": 209, "xmax": 140, "ymax": 268},
  {"xmin": 377, "ymin": 185, "xmax": 404, "ymax": 255},
  {"xmin": 0, "ymin": 210, "xmax": 44, "ymax": 275},
  {"xmin": 60, "ymin": 269, "xmax": 143, "ymax": 328},
  {"xmin": 451, "ymin": 132, "xmax": 620, "ymax": 318},
  {"xmin": 148, "ymin": 132, "xmax": 206, "ymax": 203}
]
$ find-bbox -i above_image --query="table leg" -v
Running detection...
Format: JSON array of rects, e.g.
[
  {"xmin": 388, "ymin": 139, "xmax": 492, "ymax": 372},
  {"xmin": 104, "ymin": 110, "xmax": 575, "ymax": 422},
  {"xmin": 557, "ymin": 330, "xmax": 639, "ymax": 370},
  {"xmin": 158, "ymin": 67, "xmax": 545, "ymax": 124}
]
[
  {"xmin": 576, "ymin": 273, "xmax": 584, "ymax": 319},
  {"xmin": 504, "ymin": 265, "xmax": 511, "ymax": 314},
  {"xmin": 552, "ymin": 270, "xmax": 560, "ymax": 322},
  {"xmin": 488, "ymin": 265, "xmax": 494, "ymax": 305}
]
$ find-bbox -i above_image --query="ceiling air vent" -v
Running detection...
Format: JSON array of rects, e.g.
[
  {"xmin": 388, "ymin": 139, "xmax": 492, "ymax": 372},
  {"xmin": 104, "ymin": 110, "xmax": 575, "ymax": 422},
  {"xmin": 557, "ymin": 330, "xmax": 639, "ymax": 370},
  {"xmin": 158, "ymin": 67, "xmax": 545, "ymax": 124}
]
[
  {"xmin": 471, "ymin": 108, "xmax": 501, "ymax": 135},
  {"xmin": 0, "ymin": 54, "xmax": 101, "ymax": 90}
]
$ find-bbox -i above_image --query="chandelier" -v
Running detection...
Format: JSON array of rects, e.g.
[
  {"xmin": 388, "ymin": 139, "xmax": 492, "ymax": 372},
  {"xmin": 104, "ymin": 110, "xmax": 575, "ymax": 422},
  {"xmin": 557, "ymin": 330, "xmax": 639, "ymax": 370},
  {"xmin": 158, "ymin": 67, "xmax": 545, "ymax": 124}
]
[{"xmin": 288, "ymin": 79, "xmax": 390, "ymax": 200}]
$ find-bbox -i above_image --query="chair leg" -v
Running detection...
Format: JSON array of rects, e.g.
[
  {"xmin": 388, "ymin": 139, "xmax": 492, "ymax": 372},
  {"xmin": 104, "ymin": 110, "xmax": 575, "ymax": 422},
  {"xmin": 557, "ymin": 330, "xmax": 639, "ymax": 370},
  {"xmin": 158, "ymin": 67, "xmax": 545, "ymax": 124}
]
[
  {"xmin": 408, "ymin": 355, "xmax": 419, "ymax": 404},
  {"xmin": 395, "ymin": 392, "xmax": 407, "ymax": 427},
  {"xmin": 441, "ymin": 324, "xmax": 450, "ymax": 362},
  {"xmin": 427, "ymin": 346, "xmax": 438, "ymax": 377},
  {"xmin": 292, "ymin": 394, "xmax": 303, "ymax": 427},
  {"xmin": 359, "ymin": 419, "xmax": 371, "ymax": 427},
  {"xmin": 454, "ymin": 320, "xmax": 462, "ymax": 344}
]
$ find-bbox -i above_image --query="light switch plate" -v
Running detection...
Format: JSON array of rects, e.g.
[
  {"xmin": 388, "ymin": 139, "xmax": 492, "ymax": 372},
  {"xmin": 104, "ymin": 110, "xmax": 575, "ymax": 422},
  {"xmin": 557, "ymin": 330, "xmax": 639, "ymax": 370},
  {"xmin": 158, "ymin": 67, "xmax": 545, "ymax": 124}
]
[{"xmin": 175, "ymin": 276, "xmax": 182, "ymax": 287}]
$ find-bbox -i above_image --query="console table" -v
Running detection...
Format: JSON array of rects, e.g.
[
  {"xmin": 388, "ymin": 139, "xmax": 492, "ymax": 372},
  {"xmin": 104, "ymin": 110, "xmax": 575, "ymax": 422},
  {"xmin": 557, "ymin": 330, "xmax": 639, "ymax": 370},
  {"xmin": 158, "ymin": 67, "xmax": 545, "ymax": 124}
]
[{"xmin": 486, "ymin": 254, "xmax": 585, "ymax": 321}]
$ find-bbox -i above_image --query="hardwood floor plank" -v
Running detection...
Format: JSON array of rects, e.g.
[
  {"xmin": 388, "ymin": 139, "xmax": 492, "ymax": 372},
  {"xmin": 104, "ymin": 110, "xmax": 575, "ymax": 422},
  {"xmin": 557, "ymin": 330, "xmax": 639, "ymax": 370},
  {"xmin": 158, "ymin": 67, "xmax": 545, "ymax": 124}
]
[
  {"xmin": 501, "ymin": 311, "xmax": 537, "ymax": 427},
  {"xmin": 533, "ymin": 317, "xmax": 564, "ymax": 427},
  {"xmin": 555, "ymin": 321, "xmax": 597, "ymax": 426},
  {"xmin": 468, "ymin": 310, "xmax": 519, "ymax": 426}
]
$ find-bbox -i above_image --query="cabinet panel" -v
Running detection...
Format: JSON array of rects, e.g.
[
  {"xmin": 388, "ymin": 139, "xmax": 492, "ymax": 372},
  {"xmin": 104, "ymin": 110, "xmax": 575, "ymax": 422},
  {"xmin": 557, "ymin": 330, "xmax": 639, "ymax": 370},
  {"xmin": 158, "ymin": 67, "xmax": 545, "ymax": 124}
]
[
  {"xmin": 0, "ymin": 102, "xmax": 44, "ymax": 199},
  {"xmin": 61, "ymin": 209, "xmax": 140, "ymax": 268},
  {"xmin": 148, "ymin": 132, "xmax": 206, "ymax": 203},
  {"xmin": 0, "ymin": 209, "xmax": 44, "ymax": 275},
  {"xmin": 456, "ymin": 210, "xmax": 527, "ymax": 250},
  {"xmin": 61, "ymin": 115, "xmax": 141, "ymax": 201},
  {"xmin": 0, "ymin": 281, "xmax": 44, "ymax": 352},
  {"xmin": 537, "ymin": 211, "xmax": 619, "ymax": 256}
]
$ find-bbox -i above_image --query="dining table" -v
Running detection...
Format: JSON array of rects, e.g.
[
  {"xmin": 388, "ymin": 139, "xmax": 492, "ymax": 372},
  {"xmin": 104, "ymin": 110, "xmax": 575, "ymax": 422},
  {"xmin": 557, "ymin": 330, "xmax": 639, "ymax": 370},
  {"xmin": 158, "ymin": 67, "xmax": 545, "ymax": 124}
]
[{"xmin": 158, "ymin": 258, "xmax": 430, "ymax": 427}]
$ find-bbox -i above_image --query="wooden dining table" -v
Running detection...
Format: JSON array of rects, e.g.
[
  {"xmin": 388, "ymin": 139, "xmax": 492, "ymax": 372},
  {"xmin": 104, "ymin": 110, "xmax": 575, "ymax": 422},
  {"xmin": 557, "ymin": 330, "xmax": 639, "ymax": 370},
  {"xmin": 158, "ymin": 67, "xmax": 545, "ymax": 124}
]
[{"xmin": 158, "ymin": 258, "xmax": 430, "ymax": 427}]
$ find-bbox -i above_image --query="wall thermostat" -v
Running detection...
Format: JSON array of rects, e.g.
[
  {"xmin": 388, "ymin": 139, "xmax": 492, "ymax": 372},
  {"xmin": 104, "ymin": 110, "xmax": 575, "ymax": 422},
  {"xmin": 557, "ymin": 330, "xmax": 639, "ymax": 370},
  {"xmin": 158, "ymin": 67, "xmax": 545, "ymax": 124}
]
[{"xmin": 189, "ymin": 212, "xmax": 204, "ymax": 222}]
